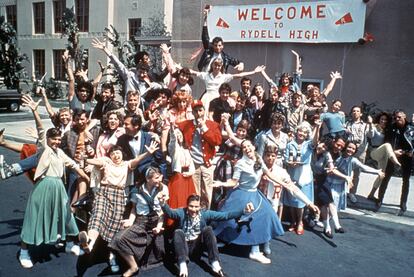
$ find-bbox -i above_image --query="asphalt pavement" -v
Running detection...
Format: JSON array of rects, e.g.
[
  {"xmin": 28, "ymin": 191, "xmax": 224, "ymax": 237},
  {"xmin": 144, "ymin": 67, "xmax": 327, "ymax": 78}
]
[
  {"xmin": 0, "ymin": 147, "xmax": 414, "ymax": 277},
  {"xmin": 1, "ymin": 105, "xmax": 414, "ymax": 276}
]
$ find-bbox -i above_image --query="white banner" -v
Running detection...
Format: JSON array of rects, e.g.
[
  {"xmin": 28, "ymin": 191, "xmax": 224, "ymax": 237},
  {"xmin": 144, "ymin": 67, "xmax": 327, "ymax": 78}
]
[{"xmin": 207, "ymin": 0, "xmax": 367, "ymax": 43}]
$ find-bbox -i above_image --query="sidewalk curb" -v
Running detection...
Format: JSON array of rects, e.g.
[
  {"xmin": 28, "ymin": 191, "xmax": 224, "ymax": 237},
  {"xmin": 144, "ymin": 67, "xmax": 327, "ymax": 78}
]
[{"xmin": 348, "ymin": 195, "xmax": 414, "ymax": 218}]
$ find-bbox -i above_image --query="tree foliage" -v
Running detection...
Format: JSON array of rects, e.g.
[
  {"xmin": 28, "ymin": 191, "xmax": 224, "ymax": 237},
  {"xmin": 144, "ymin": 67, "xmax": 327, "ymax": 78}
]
[
  {"xmin": 0, "ymin": 16, "xmax": 28, "ymax": 89},
  {"xmin": 61, "ymin": 7, "xmax": 88, "ymax": 72}
]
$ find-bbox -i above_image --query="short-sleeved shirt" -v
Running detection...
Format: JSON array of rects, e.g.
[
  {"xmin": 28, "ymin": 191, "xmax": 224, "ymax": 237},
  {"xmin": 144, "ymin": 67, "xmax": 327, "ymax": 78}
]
[
  {"xmin": 99, "ymin": 157, "xmax": 129, "ymax": 188},
  {"xmin": 131, "ymin": 184, "xmax": 169, "ymax": 216},
  {"xmin": 233, "ymin": 156, "xmax": 267, "ymax": 191},
  {"xmin": 320, "ymin": 112, "xmax": 345, "ymax": 134}
]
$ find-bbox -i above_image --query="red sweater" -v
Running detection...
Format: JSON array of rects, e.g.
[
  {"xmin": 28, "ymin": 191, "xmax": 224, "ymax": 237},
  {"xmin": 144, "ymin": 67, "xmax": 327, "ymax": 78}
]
[{"xmin": 177, "ymin": 119, "xmax": 222, "ymax": 167}]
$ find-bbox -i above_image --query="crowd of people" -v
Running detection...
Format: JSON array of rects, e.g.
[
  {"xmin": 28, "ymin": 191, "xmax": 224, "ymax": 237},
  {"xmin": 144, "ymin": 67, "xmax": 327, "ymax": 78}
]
[{"xmin": 0, "ymin": 7, "xmax": 413, "ymax": 277}]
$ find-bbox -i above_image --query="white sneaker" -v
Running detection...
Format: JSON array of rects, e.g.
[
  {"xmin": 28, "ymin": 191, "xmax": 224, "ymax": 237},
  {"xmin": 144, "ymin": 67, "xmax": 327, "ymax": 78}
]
[
  {"xmin": 249, "ymin": 252, "xmax": 271, "ymax": 264},
  {"xmin": 179, "ymin": 263, "xmax": 188, "ymax": 277},
  {"xmin": 348, "ymin": 193, "xmax": 357, "ymax": 204},
  {"xmin": 19, "ymin": 250, "xmax": 33, "ymax": 269},
  {"xmin": 67, "ymin": 244, "xmax": 85, "ymax": 256},
  {"xmin": 109, "ymin": 256, "xmax": 120, "ymax": 273}
]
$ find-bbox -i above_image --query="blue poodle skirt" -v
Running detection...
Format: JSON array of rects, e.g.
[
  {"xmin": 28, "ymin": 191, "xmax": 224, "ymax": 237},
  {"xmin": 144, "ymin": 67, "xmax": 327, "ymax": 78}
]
[{"xmin": 213, "ymin": 188, "xmax": 284, "ymax": 245}]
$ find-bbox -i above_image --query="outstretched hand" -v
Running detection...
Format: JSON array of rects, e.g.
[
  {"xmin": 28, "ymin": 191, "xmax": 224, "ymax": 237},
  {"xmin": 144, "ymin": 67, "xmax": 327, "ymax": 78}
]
[
  {"xmin": 145, "ymin": 140, "xmax": 160, "ymax": 154},
  {"xmin": 91, "ymin": 38, "xmax": 106, "ymax": 50},
  {"xmin": 160, "ymin": 43, "xmax": 170, "ymax": 54},
  {"xmin": 254, "ymin": 65, "xmax": 266, "ymax": 73},
  {"xmin": 330, "ymin": 71, "xmax": 342, "ymax": 80},
  {"xmin": 234, "ymin": 62, "xmax": 244, "ymax": 72},
  {"xmin": 22, "ymin": 95, "xmax": 41, "ymax": 111}
]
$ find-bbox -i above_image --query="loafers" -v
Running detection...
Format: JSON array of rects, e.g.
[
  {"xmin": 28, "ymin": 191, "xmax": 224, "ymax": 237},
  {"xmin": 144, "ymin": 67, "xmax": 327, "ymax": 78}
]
[
  {"xmin": 335, "ymin": 227, "xmax": 345, "ymax": 233},
  {"xmin": 323, "ymin": 230, "xmax": 333, "ymax": 239}
]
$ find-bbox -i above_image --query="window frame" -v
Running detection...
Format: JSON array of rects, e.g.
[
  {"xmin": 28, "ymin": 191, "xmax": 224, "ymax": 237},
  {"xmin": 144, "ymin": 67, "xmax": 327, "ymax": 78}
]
[{"xmin": 33, "ymin": 2, "xmax": 45, "ymax": 34}]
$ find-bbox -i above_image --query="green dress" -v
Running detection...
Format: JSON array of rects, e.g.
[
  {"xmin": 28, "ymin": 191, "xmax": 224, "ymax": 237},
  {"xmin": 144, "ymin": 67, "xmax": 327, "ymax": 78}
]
[{"xmin": 20, "ymin": 147, "xmax": 79, "ymax": 245}]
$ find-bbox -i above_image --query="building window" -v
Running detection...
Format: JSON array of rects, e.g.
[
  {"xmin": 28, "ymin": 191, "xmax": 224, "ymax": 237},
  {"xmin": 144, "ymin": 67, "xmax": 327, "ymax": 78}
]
[
  {"xmin": 6, "ymin": 5, "xmax": 17, "ymax": 32},
  {"xmin": 53, "ymin": 50, "xmax": 66, "ymax": 81},
  {"xmin": 33, "ymin": 49, "xmax": 45, "ymax": 78},
  {"xmin": 75, "ymin": 0, "xmax": 89, "ymax": 32},
  {"xmin": 128, "ymin": 18, "xmax": 142, "ymax": 40},
  {"xmin": 300, "ymin": 78, "xmax": 325, "ymax": 92},
  {"xmin": 53, "ymin": 0, "xmax": 66, "ymax": 33},
  {"xmin": 33, "ymin": 2, "xmax": 45, "ymax": 34}
]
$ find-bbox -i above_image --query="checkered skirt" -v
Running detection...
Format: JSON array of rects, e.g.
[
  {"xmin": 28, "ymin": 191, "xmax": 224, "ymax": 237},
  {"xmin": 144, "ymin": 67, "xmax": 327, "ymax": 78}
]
[{"xmin": 88, "ymin": 186, "xmax": 126, "ymax": 242}]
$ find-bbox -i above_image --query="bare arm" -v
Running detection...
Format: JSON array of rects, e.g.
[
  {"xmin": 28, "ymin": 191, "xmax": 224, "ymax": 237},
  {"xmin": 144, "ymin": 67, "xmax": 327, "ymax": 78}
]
[
  {"xmin": 291, "ymin": 50, "xmax": 302, "ymax": 75},
  {"xmin": 221, "ymin": 113, "xmax": 243, "ymax": 146},
  {"xmin": 129, "ymin": 140, "xmax": 159, "ymax": 169},
  {"xmin": 232, "ymin": 65, "xmax": 265, "ymax": 79},
  {"xmin": 38, "ymin": 87, "xmax": 56, "ymax": 118},
  {"xmin": 85, "ymin": 158, "xmax": 105, "ymax": 167},
  {"xmin": 322, "ymin": 71, "xmax": 342, "ymax": 98},
  {"xmin": 63, "ymin": 50, "xmax": 75, "ymax": 102},
  {"xmin": 21, "ymin": 95, "xmax": 43, "ymax": 138}
]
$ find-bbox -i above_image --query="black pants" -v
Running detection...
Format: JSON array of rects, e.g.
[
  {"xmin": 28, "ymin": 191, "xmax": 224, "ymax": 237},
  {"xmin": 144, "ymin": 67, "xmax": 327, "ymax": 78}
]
[
  {"xmin": 378, "ymin": 155, "xmax": 412, "ymax": 209},
  {"xmin": 173, "ymin": 226, "xmax": 220, "ymax": 264}
]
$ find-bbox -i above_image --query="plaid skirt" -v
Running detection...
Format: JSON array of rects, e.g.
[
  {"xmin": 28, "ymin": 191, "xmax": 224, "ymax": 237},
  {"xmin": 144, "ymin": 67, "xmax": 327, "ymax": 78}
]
[
  {"xmin": 109, "ymin": 213, "xmax": 164, "ymax": 269},
  {"xmin": 88, "ymin": 185, "xmax": 126, "ymax": 242}
]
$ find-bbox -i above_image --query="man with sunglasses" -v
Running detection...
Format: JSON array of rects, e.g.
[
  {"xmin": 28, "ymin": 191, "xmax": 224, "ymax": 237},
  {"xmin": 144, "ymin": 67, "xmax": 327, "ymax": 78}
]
[{"xmin": 377, "ymin": 110, "xmax": 414, "ymax": 216}]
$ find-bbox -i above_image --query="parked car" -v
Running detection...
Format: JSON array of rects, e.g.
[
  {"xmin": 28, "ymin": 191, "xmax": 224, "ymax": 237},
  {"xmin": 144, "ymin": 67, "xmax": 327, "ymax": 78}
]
[{"xmin": 0, "ymin": 89, "xmax": 22, "ymax": 112}]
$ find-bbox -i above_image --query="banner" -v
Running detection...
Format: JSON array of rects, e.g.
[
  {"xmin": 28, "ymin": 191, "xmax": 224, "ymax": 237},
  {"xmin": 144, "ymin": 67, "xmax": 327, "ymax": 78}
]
[{"xmin": 207, "ymin": 0, "xmax": 367, "ymax": 43}]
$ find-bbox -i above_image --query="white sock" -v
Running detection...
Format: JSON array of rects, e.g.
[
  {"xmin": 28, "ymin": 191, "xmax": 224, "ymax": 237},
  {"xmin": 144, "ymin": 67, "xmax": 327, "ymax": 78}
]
[
  {"xmin": 250, "ymin": 245, "xmax": 260, "ymax": 254},
  {"xmin": 20, "ymin": 249, "xmax": 29, "ymax": 255},
  {"xmin": 66, "ymin": 241, "xmax": 74, "ymax": 248},
  {"xmin": 323, "ymin": 220, "xmax": 331, "ymax": 232},
  {"xmin": 211, "ymin": 260, "xmax": 221, "ymax": 272},
  {"xmin": 179, "ymin": 262, "xmax": 188, "ymax": 274},
  {"xmin": 331, "ymin": 212, "xmax": 341, "ymax": 229}
]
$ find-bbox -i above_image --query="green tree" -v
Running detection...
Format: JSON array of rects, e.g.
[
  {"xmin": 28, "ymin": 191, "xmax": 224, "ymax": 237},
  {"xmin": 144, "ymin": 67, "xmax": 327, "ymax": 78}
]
[{"xmin": 0, "ymin": 16, "xmax": 28, "ymax": 89}]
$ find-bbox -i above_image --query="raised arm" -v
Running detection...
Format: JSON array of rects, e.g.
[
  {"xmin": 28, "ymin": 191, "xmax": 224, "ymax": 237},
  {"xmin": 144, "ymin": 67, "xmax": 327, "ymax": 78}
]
[
  {"xmin": 63, "ymin": 50, "xmax": 75, "ymax": 102},
  {"xmin": 261, "ymin": 68, "xmax": 278, "ymax": 88},
  {"xmin": 232, "ymin": 65, "xmax": 265, "ymax": 79},
  {"xmin": 129, "ymin": 140, "xmax": 159, "ymax": 169},
  {"xmin": 322, "ymin": 71, "xmax": 342, "ymax": 98},
  {"xmin": 221, "ymin": 113, "xmax": 244, "ymax": 146},
  {"xmin": 201, "ymin": 8, "xmax": 210, "ymax": 49},
  {"xmin": 312, "ymin": 119, "xmax": 322, "ymax": 147},
  {"xmin": 21, "ymin": 95, "xmax": 44, "ymax": 140},
  {"xmin": 291, "ymin": 50, "xmax": 302, "ymax": 75},
  {"xmin": 38, "ymin": 87, "xmax": 56, "ymax": 119}
]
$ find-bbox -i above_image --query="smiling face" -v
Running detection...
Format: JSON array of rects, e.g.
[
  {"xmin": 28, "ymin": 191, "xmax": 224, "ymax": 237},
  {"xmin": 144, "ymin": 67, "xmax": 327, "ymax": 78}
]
[
  {"xmin": 187, "ymin": 200, "xmax": 201, "ymax": 218},
  {"xmin": 241, "ymin": 140, "xmax": 256, "ymax": 159},
  {"xmin": 127, "ymin": 94, "xmax": 140, "ymax": 111},
  {"xmin": 254, "ymin": 85, "xmax": 265, "ymax": 100},
  {"xmin": 264, "ymin": 151, "xmax": 277, "ymax": 167},
  {"xmin": 379, "ymin": 114, "xmax": 388, "ymax": 128},
  {"xmin": 47, "ymin": 135, "xmax": 62, "ymax": 150},
  {"xmin": 219, "ymin": 88, "xmax": 230, "ymax": 101},
  {"xmin": 77, "ymin": 87, "xmax": 89, "ymax": 102},
  {"xmin": 124, "ymin": 117, "xmax": 139, "ymax": 136},
  {"xmin": 211, "ymin": 60, "xmax": 223, "ymax": 73},
  {"xmin": 212, "ymin": 41, "xmax": 224, "ymax": 53},
  {"xmin": 296, "ymin": 129, "xmax": 308, "ymax": 143},
  {"xmin": 351, "ymin": 107, "xmax": 362, "ymax": 121},
  {"xmin": 147, "ymin": 172, "xmax": 163, "ymax": 188},
  {"xmin": 109, "ymin": 149, "xmax": 123, "ymax": 164},
  {"xmin": 101, "ymin": 88, "xmax": 113, "ymax": 103},
  {"xmin": 236, "ymin": 127, "xmax": 247, "ymax": 139},
  {"xmin": 59, "ymin": 110, "xmax": 71, "ymax": 126},
  {"xmin": 345, "ymin": 142, "xmax": 357, "ymax": 157},
  {"xmin": 107, "ymin": 113, "xmax": 120, "ymax": 130},
  {"xmin": 241, "ymin": 80, "xmax": 251, "ymax": 93},
  {"xmin": 192, "ymin": 106, "xmax": 205, "ymax": 120},
  {"xmin": 178, "ymin": 72, "xmax": 189, "ymax": 85},
  {"xmin": 332, "ymin": 138, "xmax": 345, "ymax": 154},
  {"xmin": 394, "ymin": 112, "xmax": 406, "ymax": 128},
  {"xmin": 316, "ymin": 142, "xmax": 327, "ymax": 155},
  {"xmin": 331, "ymin": 101, "xmax": 342, "ymax": 113},
  {"xmin": 271, "ymin": 120, "xmax": 283, "ymax": 134}
]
